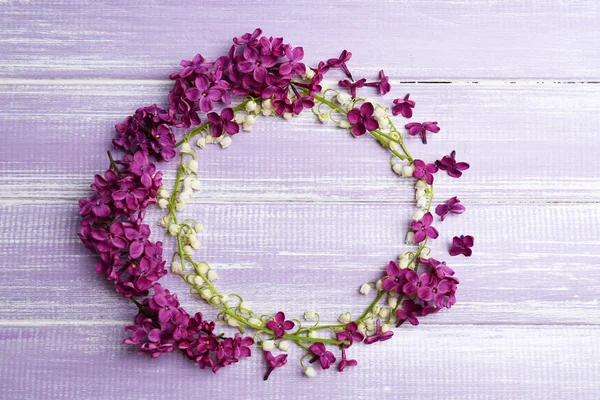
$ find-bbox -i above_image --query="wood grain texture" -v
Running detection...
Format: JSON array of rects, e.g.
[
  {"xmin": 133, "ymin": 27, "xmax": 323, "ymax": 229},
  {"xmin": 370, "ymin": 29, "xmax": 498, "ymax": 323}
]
[{"xmin": 1, "ymin": 0, "xmax": 599, "ymax": 399}]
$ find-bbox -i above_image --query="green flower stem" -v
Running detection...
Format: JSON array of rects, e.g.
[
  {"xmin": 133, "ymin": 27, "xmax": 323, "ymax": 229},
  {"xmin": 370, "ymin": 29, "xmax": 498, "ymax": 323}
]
[{"xmin": 356, "ymin": 290, "xmax": 385, "ymax": 323}]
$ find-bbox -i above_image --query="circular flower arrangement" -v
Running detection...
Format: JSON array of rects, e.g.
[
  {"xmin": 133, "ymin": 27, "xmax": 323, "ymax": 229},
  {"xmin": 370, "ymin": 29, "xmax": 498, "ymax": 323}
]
[{"xmin": 78, "ymin": 28, "xmax": 473, "ymax": 380}]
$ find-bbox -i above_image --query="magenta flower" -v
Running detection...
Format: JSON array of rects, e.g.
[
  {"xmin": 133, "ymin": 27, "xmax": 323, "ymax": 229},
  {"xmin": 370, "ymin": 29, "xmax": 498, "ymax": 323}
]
[
  {"xmin": 185, "ymin": 76, "xmax": 223, "ymax": 112},
  {"xmin": 381, "ymin": 260, "xmax": 404, "ymax": 293},
  {"xmin": 365, "ymin": 70, "xmax": 391, "ymax": 95},
  {"xmin": 266, "ymin": 311, "xmax": 294, "ymax": 338},
  {"xmin": 392, "ymin": 94, "xmax": 415, "ymax": 118},
  {"xmin": 237, "ymin": 46, "xmax": 277, "ymax": 82},
  {"xmin": 412, "ymin": 159, "xmax": 438, "ymax": 184},
  {"xmin": 347, "ymin": 102, "xmax": 379, "ymax": 136},
  {"xmin": 449, "ymin": 235, "xmax": 474, "ymax": 257},
  {"xmin": 207, "ymin": 108, "xmax": 239, "ymax": 137},
  {"xmin": 264, "ymin": 351, "xmax": 287, "ymax": 380},
  {"xmin": 395, "ymin": 299, "xmax": 423, "ymax": 326},
  {"xmin": 128, "ymin": 151, "xmax": 156, "ymax": 189},
  {"xmin": 339, "ymin": 78, "xmax": 366, "ymax": 98},
  {"xmin": 435, "ymin": 196, "xmax": 466, "ymax": 221},
  {"xmin": 124, "ymin": 223, "xmax": 150, "ymax": 259},
  {"xmin": 91, "ymin": 223, "xmax": 128, "ymax": 253},
  {"xmin": 279, "ymin": 46, "xmax": 305, "ymax": 76},
  {"xmin": 414, "ymin": 273, "xmax": 451, "ymax": 306},
  {"xmin": 335, "ymin": 321, "xmax": 364, "ymax": 348},
  {"xmin": 364, "ymin": 320, "xmax": 393, "ymax": 344},
  {"xmin": 233, "ymin": 28, "xmax": 262, "ymax": 45},
  {"xmin": 148, "ymin": 284, "xmax": 181, "ymax": 323},
  {"xmin": 436, "ymin": 150, "xmax": 470, "ymax": 178},
  {"xmin": 405, "ymin": 121, "xmax": 440, "ymax": 144},
  {"xmin": 327, "ymin": 50, "xmax": 353, "ymax": 80},
  {"xmin": 309, "ymin": 342, "xmax": 336, "ymax": 369},
  {"xmin": 338, "ymin": 348, "xmax": 358, "ymax": 372},
  {"xmin": 411, "ymin": 212, "xmax": 439, "ymax": 243}
]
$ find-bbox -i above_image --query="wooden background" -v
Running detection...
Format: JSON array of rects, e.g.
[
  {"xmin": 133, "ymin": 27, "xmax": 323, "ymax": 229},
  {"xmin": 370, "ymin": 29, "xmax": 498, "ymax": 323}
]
[{"xmin": 1, "ymin": 1, "xmax": 599, "ymax": 399}]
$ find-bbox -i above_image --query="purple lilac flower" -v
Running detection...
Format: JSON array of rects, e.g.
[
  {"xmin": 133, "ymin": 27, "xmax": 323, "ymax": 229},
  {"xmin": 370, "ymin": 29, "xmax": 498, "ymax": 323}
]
[
  {"xmin": 365, "ymin": 70, "xmax": 391, "ymax": 95},
  {"xmin": 207, "ymin": 108, "xmax": 239, "ymax": 137},
  {"xmin": 327, "ymin": 50, "xmax": 353, "ymax": 80},
  {"xmin": 395, "ymin": 300, "xmax": 423, "ymax": 326},
  {"xmin": 309, "ymin": 343, "xmax": 336, "ymax": 369},
  {"xmin": 266, "ymin": 311, "xmax": 294, "ymax": 338},
  {"xmin": 347, "ymin": 102, "xmax": 379, "ymax": 136},
  {"xmin": 279, "ymin": 46, "xmax": 306, "ymax": 76},
  {"xmin": 364, "ymin": 320, "xmax": 393, "ymax": 344},
  {"xmin": 392, "ymin": 94, "xmax": 415, "ymax": 118},
  {"xmin": 381, "ymin": 261, "xmax": 405, "ymax": 293},
  {"xmin": 449, "ymin": 235, "xmax": 474, "ymax": 257},
  {"xmin": 412, "ymin": 159, "xmax": 438, "ymax": 184},
  {"xmin": 413, "ymin": 273, "xmax": 451, "ymax": 306},
  {"xmin": 435, "ymin": 196, "xmax": 466, "ymax": 221},
  {"xmin": 411, "ymin": 212, "xmax": 439, "ymax": 243},
  {"xmin": 338, "ymin": 348, "xmax": 358, "ymax": 372},
  {"xmin": 339, "ymin": 78, "xmax": 366, "ymax": 98},
  {"xmin": 264, "ymin": 351, "xmax": 287, "ymax": 380},
  {"xmin": 419, "ymin": 257, "xmax": 455, "ymax": 279},
  {"xmin": 185, "ymin": 76, "xmax": 224, "ymax": 112},
  {"xmin": 335, "ymin": 321, "xmax": 364, "ymax": 348},
  {"xmin": 436, "ymin": 150, "xmax": 470, "ymax": 178},
  {"xmin": 405, "ymin": 121, "xmax": 440, "ymax": 144}
]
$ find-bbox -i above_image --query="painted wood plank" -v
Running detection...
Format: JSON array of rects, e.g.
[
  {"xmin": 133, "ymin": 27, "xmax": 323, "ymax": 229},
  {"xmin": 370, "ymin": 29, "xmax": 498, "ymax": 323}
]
[
  {"xmin": 1, "ymin": 0, "xmax": 599, "ymax": 79},
  {"xmin": 1, "ymin": 202, "xmax": 598, "ymax": 325},
  {"xmin": 1, "ymin": 82, "xmax": 599, "ymax": 203},
  {"xmin": 0, "ymin": 325, "xmax": 598, "ymax": 399}
]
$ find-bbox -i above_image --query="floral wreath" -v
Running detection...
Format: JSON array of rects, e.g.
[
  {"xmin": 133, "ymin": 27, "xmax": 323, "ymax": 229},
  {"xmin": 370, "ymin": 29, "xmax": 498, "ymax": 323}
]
[{"xmin": 78, "ymin": 28, "xmax": 473, "ymax": 380}]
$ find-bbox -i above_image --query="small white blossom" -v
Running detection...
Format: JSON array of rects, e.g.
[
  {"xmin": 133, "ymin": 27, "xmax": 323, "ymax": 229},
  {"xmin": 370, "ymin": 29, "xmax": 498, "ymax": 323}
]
[
  {"xmin": 336, "ymin": 92, "xmax": 352, "ymax": 106},
  {"xmin": 338, "ymin": 312, "xmax": 352, "ymax": 324},
  {"xmin": 359, "ymin": 283, "xmax": 371, "ymax": 295},
  {"xmin": 304, "ymin": 65, "xmax": 315, "ymax": 79},
  {"xmin": 381, "ymin": 324, "xmax": 392, "ymax": 333},
  {"xmin": 196, "ymin": 137, "xmax": 206, "ymax": 149},
  {"xmin": 190, "ymin": 239, "xmax": 201, "ymax": 250},
  {"xmin": 181, "ymin": 142, "xmax": 192, "ymax": 154},
  {"xmin": 168, "ymin": 224, "xmax": 180, "ymax": 235},
  {"xmin": 420, "ymin": 251, "xmax": 430, "ymax": 260},
  {"xmin": 248, "ymin": 317, "xmax": 262, "ymax": 326},
  {"xmin": 283, "ymin": 112, "xmax": 293, "ymax": 120},
  {"xmin": 373, "ymin": 107, "xmax": 386, "ymax": 119},
  {"xmin": 183, "ymin": 245, "xmax": 194, "ymax": 255},
  {"xmin": 234, "ymin": 113, "xmax": 246, "ymax": 124},
  {"xmin": 399, "ymin": 254, "xmax": 410, "ymax": 269},
  {"xmin": 278, "ymin": 340, "xmax": 290, "ymax": 351},
  {"xmin": 357, "ymin": 323, "xmax": 367, "ymax": 334},
  {"xmin": 392, "ymin": 163, "xmax": 404, "ymax": 176},
  {"xmin": 189, "ymin": 179, "xmax": 200, "ymax": 191},
  {"xmin": 220, "ymin": 136, "xmax": 232, "ymax": 149},
  {"xmin": 193, "ymin": 276, "xmax": 203, "ymax": 287},
  {"xmin": 262, "ymin": 99, "xmax": 272, "ymax": 110},
  {"xmin": 417, "ymin": 196, "xmax": 428, "ymax": 208},
  {"xmin": 304, "ymin": 366, "xmax": 317, "ymax": 378},
  {"xmin": 227, "ymin": 318, "xmax": 239, "ymax": 327},
  {"xmin": 378, "ymin": 118, "xmax": 390, "ymax": 129},
  {"xmin": 262, "ymin": 340, "xmax": 275, "ymax": 351},
  {"xmin": 194, "ymin": 223, "xmax": 204, "ymax": 233},
  {"xmin": 389, "ymin": 141, "xmax": 401, "ymax": 152},
  {"xmin": 171, "ymin": 260, "xmax": 182, "ymax": 274},
  {"xmin": 210, "ymin": 296, "xmax": 221, "ymax": 305},
  {"xmin": 304, "ymin": 311, "xmax": 316, "ymax": 321},
  {"xmin": 372, "ymin": 305, "xmax": 380, "ymax": 315},
  {"xmin": 158, "ymin": 188, "xmax": 170, "ymax": 199},
  {"xmin": 376, "ymin": 279, "xmax": 383, "ymax": 291},
  {"xmin": 388, "ymin": 297, "xmax": 398, "ymax": 308},
  {"xmin": 415, "ymin": 189, "xmax": 426, "ymax": 199},
  {"xmin": 158, "ymin": 215, "xmax": 170, "ymax": 227},
  {"xmin": 197, "ymin": 262, "xmax": 209, "ymax": 275},
  {"xmin": 309, "ymin": 330, "xmax": 318, "ymax": 338},
  {"xmin": 413, "ymin": 210, "xmax": 425, "ymax": 221},
  {"xmin": 318, "ymin": 113, "xmax": 328, "ymax": 123},
  {"xmin": 402, "ymin": 165, "xmax": 415, "ymax": 177},
  {"xmin": 220, "ymin": 294, "xmax": 229, "ymax": 303},
  {"xmin": 158, "ymin": 198, "xmax": 169, "ymax": 209},
  {"xmin": 205, "ymin": 135, "xmax": 215, "ymax": 144},
  {"xmin": 415, "ymin": 179, "xmax": 428, "ymax": 190},
  {"xmin": 339, "ymin": 120, "xmax": 350, "ymax": 129},
  {"xmin": 207, "ymin": 270, "xmax": 219, "ymax": 282},
  {"xmin": 185, "ymin": 159, "xmax": 198, "ymax": 173},
  {"xmin": 239, "ymin": 301, "xmax": 250, "ymax": 311},
  {"xmin": 175, "ymin": 201, "xmax": 186, "ymax": 211},
  {"xmin": 406, "ymin": 231, "xmax": 416, "ymax": 244},
  {"xmin": 379, "ymin": 307, "xmax": 390, "ymax": 319},
  {"xmin": 242, "ymin": 122, "xmax": 253, "ymax": 131},
  {"xmin": 245, "ymin": 100, "xmax": 257, "ymax": 112},
  {"xmin": 201, "ymin": 288, "xmax": 212, "ymax": 299}
]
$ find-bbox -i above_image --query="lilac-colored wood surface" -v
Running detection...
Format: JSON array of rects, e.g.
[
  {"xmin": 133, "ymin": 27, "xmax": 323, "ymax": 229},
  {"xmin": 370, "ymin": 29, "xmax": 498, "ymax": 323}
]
[{"xmin": 1, "ymin": 1, "xmax": 599, "ymax": 399}]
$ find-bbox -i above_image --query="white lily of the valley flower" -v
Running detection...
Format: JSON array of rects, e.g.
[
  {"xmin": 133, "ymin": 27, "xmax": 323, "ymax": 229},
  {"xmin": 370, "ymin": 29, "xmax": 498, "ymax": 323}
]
[
  {"xmin": 185, "ymin": 159, "xmax": 198, "ymax": 173},
  {"xmin": 339, "ymin": 120, "xmax": 350, "ymax": 129},
  {"xmin": 201, "ymin": 288, "xmax": 212, "ymax": 299},
  {"xmin": 158, "ymin": 215, "xmax": 170, "ymax": 228},
  {"xmin": 248, "ymin": 317, "xmax": 262, "ymax": 326},
  {"xmin": 220, "ymin": 136, "xmax": 232, "ymax": 149},
  {"xmin": 239, "ymin": 301, "xmax": 250, "ymax": 311},
  {"xmin": 371, "ymin": 305, "xmax": 380, "ymax": 315},
  {"xmin": 309, "ymin": 330, "xmax": 318, "ymax": 338},
  {"xmin": 402, "ymin": 165, "xmax": 415, "ymax": 177},
  {"xmin": 196, "ymin": 137, "xmax": 206, "ymax": 149},
  {"xmin": 194, "ymin": 223, "xmax": 204, "ymax": 233},
  {"xmin": 399, "ymin": 254, "xmax": 410, "ymax": 269},
  {"xmin": 406, "ymin": 231, "xmax": 416, "ymax": 244},
  {"xmin": 336, "ymin": 92, "xmax": 352, "ymax": 106},
  {"xmin": 374, "ymin": 107, "xmax": 386, "ymax": 119},
  {"xmin": 183, "ymin": 245, "xmax": 193, "ymax": 256},
  {"xmin": 338, "ymin": 312, "xmax": 352, "ymax": 324},
  {"xmin": 181, "ymin": 142, "xmax": 192, "ymax": 154},
  {"xmin": 227, "ymin": 318, "xmax": 239, "ymax": 327},
  {"xmin": 376, "ymin": 279, "xmax": 383, "ymax": 291},
  {"xmin": 304, "ymin": 65, "xmax": 315, "ymax": 79},
  {"xmin": 283, "ymin": 112, "xmax": 293, "ymax": 120},
  {"xmin": 175, "ymin": 201, "xmax": 186, "ymax": 211},
  {"xmin": 205, "ymin": 135, "xmax": 215, "ymax": 144},
  {"xmin": 389, "ymin": 141, "xmax": 401, "ymax": 153},
  {"xmin": 262, "ymin": 340, "xmax": 275, "ymax": 351},
  {"xmin": 415, "ymin": 179, "xmax": 428, "ymax": 189},
  {"xmin": 304, "ymin": 366, "xmax": 317, "ymax": 378},
  {"xmin": 197, "ymin": 262, "xmax": 209, "ymax": 275},
  {"xmin": 171, "ymin": 260, "xmax": 182, "ymax": 274},
  {"xmin": 381, "ymin": 324, "xmax": 392, "ymax": 333},
  {"xmin": 379, "ymin": 307, "xmax": 390, "ymax": 318},
  {"xmin": 304, "ymin": 311, "xmax": 316, "ymax": 321},
  {"xmin": 193, "ymin": 276, "xmax": 203, "ymax": 287},
  {"xmin": 416, "ymin": 189, "xmax": 426, "ymax": 199},
  {"xmin": 278, "ymin": 340, "xmax": 290, "ymax": 351},
  {"xmin": 168, "ymin": 224, "xmax": 180, "ymax": 235},
  {"xmin": 392, "ymin": 163, "xmax": 404, "ymax": 176},
  {"xmin": 207, "ymin": 270, "xmax": 218, "ymax": 282},
  {"xmin": 191, "ymin": 179, "xmax": 201, "ymax": 191},
  {"xmin": 234, "ymin": 113, "xmax": 246, "ymax": 124},
  {"xmin": 318, "ymin": 113, "xmax": 328, "ymax": 123},
  {"xmin": 158, "ymin": 188, "xmax": 169, "ymax": 199},
  {"xmin": 417, "ymin": 196, "xmax": 428, "ymax": 208},
  {"xmin": 220, "ymin": 294, "xmax": 229, "ymax": 303},
  {"xmin": 388, "ymin": 297, "xmax": 398, "ymax": 308},
  {"xmin": 158, "ymin": 198, "xmax": 169, "ymax": 209},
  {"xmin": 378, "ymin": 118, "xmax": 390, "ymax": 129},
  {"xmin": 245, "ymin": 100, "xmax": 257, "ymax": 112},
  {"xmin": 413, "ymin": 209, "xmax": 425, "ymax": 221},
  {"xmin": 190, "ymin": 239, "xmax": 201, "ymax": 249},
  {"xmin": 359, "ymin": 283, "xmax": 371, "ymax": 295}
]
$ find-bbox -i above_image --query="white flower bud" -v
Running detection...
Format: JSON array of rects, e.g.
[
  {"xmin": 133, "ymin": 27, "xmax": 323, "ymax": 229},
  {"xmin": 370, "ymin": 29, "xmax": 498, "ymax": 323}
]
[
  {"xmin": 318, "ymin": 113, "xmax": 328, "ymax": 123},
  {"xmin": 220, "ymin": 136, "xmax": 232, "ymax": 149},
  {"xmin": 254, "ymin": 105, "xmax": 261, "ymax": 114},
  {"xmin": 278, "ymin": 340, "xmax": 290, "ymax": 351},
  {"xmin": 191, "ymin": 179, "xmax": 201, "ymax": 191},
  {"xmin": 205, "ymin": 135, "xmax": 215, "ymax": 144},
  {"xmin": 399, "ymin": 255, "xmax": 410, "ymax": 269},
  {"xmin": 220, "ymin": 294, "xmax": 229, "ymax": 303},
  {"xmin": 381, "ymin": 324, "xmax": 391, "ymax": 333},
  {"xmin": 185, "ymin": 159, "xmax": 198, "ymax": 173},
  {"xmin": 305, "ymin": 65, "xmax": 316, "ymax": 79},
  {"xmin": 227, "ymin": 318, "xmax": 239, "ymax": 327},
  {"xmin": 194, "ymin": 223, "xmax": 204, "ymax": 233},
  {"xmin": 207, "ymin": 270, "xmax": 218, "ymax": 282},
  {"xmin": 392, "ymin": 163, "xmax": 404, "ymax": 176},
  {"xmin": 320, "ymin": 82, "xmax": 329, "ymax": 92},
  {"xmin": 389, "ymin": 141, "xmax": 401, "ymax": 152},
  {"xmin": 357, "ymin": 323, "xmax": 366, "ymax": 333},
  {"xmin": 413, "ymin": 210, "xmax": 425, "ymax": 221},
  {"xmin": 336, "ymin": 92, "xmax": 352, "ymax": 105},
  {"xmin": 183, "ymin": 245, "xmax": 193, "ymax": 255},
  {"xmin": 406, "ymin": 231, "xmax": 416, "ymax": 245},
  {"xmin": 339, "ymin": 120, "xmax": 350, "ymax": 129},
  {"xmin": 309, "ymin": 330, "xmax": 318, "ymax": 338},
  {"xmin": 304, "ymin": 311, "xmax": 316, "ymax": 321},
  {"xmin": 364, "ymin": 97, "xmax": 375, "ymax": 105},
  {"xmin": 245, "ymin": 115, "xmax": 256, "ymax": 125},
  {"xmin": 366, "ymin": 321, "xmax": 376, "ymax": 331},
  {"xmin": 239, "ymin": 301, "xmax": 250, "ymax": 311},
  {"xmin": 196, "ymin": 137, "xmax": 206, "ymax": 149},
  {"xmin": 158, "ymin": 198, "xmax": 169, "ymax": 209},
  {"xmin": 417, "ymin": 196, "xmax": 428, "ymax": 208},
  {"xmin": 372, "ymin": 305, "xmax": 380, "ymax": 315},
  {"xmin": 245, "ymin": 100, "xmax": 257, "ymax": 112},
  {"xmin": 158, "ymin": 188, "xmax": 170, "ymax": 199},
  {"xmin": 181, "ymin": 142, "xmax": 192, "ymax": 154},
  {"xmin": 175, "ymin": 201, "xmax": 186, "ymax": 211},
  {"xmin": 359, "ymin": 283, "xmax": 371, "ymax": 295},
  {"xmin": 262, "ymin": 340, "xmax": 275, "ymax": 351},
  {"xmin": 338, "ymin": 312, "xmax": 352, "ymax": 324},
  {"xmin": 248, "ymin": 317, "xmax": 262, "ymax": 326},
  {"xmin": 415, "ymin": 189, "xmax": 426, "ymax": 200},
  {"xmin": 376, "ymin": 279, "xmax": 383, "ymax": 291},
  {"xmin": 210, "ymin": 296, "xmax": 221, "ymax": 305},
  {"xmin": 374, "ymin": 107, "xmax": 386, "ymax": 119},
  {"xmin": 171, "ymin": 260, "xmax": 182, "ymax": 274},
  {"xmin": 197, "ymin": 262, "xmax": 209, "ymax": 275},
  {"xmin": 158, "ymin": 215, "xmax": 170, "ymax": 227},
  {"xmin": 242, "ymin": 122, "xmax": 253, "ymax": 132},
  {"xmin": 168, "ymin": 224, "xmax": 180, "ymax": 235},
  {"xmin": 193, "ymin": 276, "xmax": 203, "ymax": 287},
  {"xmin": 379, "ymin": 307, "xmax": 390, "ymax": 318},
  {"xmin": 190, "ymin": 239, "xmax": 201, "ymax": 249},
  {"xmin": 234, "ymin": 113, "xmax": 246, "ymax": 124},
  {"xmin": 283, "ymin": 112, "xmax": 293, "ymax": 120},
  {"xmin": 378, "ymin": 118, "xmax": 390, "ymax": 129},
  {"xmin": 261, "ymin": 108, "xmax": 273, "ymax": 116},
  {"xmin": 388, "ymin": 297, "xmax": 398, "ymax": 308},
  {"xmin": 262, "ymin": 99, "xmax": 272, "ymax": 110},
  {"xmin": 415, "ymin": 179, "xmax": 428, "ymax": 189},
  {"xmin": 401, "ymin": 165, "xmax": 415, "ymax": 177},
  {"xmin": 201, "ymin": 288, "xmax": 212, "ymax": 299},
  {"xmin": 304, "ymin": 366, "xmax": 317, "ymax": 378}
]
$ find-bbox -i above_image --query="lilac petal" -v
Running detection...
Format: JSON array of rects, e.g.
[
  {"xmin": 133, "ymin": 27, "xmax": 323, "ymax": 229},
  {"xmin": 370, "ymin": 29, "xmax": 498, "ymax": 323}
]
[
  {"xmin": 253, "ymin": 66, "xmax": 267, "ymax": 82},
  {"xmin": 422, "ymin": 212, "xmax": 433, "ymax": 226},
  {"xmin": 425, "ymin": 226, "xmax": 439, "ymax": 239},
  {"xmin": 360, "ymin": 102, "xmax": 374, "ymax": 116},
  {"xmin": 449, "ymin": 246, "xmax": 462, "ymax": 257},
  {"xmin": 351, "ymin": 124, "xmax": 366, "ymax": 136},
  {"xmin": 463, "ymin": 235, "xmax": 474, "ymax": 247},
  {"xmin": 414, "ymin": 230, "xmax": 426, "ymax": 243},
  {"xmin": 130, "ymin": 241, "xmax": 144, "ymax": 259},
  {"xmin": 185, "ymin": 88, "xmax": 201, "ymax": 101},
  {"xmin": 455, "ymin": 162, "xmax": 470, "ymax": 171},
  {"xmin": 347, "ymin": 109, "xmax": 362, "ymax": 124},
  {"xmin": 282, "ymin": 320, "xmax": 294, "ymax": 330},
  {"xmin": 418, "ymin": 287, "xmax": 433, "ymax": 301},
  {"xmin": 364, "ymin": 117, "xmax": 379, "ymax": 131},
  {"xmin": 237, "ymin": 60, "xmax": 255, "ymax": 73},
  {"xmin": 451, "ymin": 204, "xmax": 466, "ymax": 214}
]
